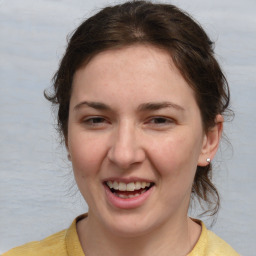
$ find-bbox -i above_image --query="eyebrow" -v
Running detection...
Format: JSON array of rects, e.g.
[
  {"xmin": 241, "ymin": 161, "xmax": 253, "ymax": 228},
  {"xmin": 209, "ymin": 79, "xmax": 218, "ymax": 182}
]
[
  {"xmin": 74, "ymin": 101, "xmax": 111, "ymax": 111},
  {"xmin": 73, "ymin": 101, "xmax": 185, "ymax": 112},
  {"xmin": 137, "ymin": 102, "xmax": 185, "ymax": 112}
]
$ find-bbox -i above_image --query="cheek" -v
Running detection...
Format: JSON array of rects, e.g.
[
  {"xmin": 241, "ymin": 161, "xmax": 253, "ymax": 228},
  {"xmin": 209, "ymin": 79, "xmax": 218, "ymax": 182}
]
[
  {"xmin": 69, "ymin": 134, "xmax": 108, "ymax": 206},
  {"xmin": 69, "ymin": 133, "xmax": 107, "ymax": 178},
  {"xmin": 148, "ymin": 135, "xmax": 202, "ymax": 178}
]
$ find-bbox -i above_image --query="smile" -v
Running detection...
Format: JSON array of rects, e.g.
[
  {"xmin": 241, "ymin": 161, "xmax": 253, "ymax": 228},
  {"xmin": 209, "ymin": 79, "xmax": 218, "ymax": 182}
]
[{"xmin": 105, "ymin": 181, "xmax": 154, "ymax": 199}]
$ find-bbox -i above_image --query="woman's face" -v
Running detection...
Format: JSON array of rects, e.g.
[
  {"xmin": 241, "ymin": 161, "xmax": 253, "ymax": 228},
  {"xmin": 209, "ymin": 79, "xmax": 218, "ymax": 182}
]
[{"xmin": 67, "ymin": 45, "xmax": 212, "ymax": 236}]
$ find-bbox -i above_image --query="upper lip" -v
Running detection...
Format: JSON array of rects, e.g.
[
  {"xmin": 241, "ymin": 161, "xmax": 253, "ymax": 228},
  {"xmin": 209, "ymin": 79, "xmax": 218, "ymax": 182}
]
[{"xmin": 102, "ymin": 177, "xmax": 154, "ymax": 183}]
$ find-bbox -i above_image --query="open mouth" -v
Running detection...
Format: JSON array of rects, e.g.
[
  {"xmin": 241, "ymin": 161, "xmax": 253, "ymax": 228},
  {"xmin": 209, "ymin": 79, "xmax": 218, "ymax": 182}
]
[{"xmin": 105, "ymin": 181, "xmax": 154, "ymax": 199}]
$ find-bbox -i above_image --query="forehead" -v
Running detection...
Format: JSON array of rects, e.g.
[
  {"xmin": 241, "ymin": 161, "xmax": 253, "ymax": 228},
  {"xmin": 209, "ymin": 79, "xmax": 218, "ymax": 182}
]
[{"xmin": 71, "ymin": 44, "xmax": 198, "ymax": 111}]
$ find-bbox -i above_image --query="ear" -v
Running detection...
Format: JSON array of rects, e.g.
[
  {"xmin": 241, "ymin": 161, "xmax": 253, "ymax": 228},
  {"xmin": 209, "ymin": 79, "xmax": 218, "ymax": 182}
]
[
  {"xmin": 198, "ymin": 114, "xmax": 224, "ymax": 166},
  {"xmin": 65, "ymin": 137, "xmax": 72, "ymax": 161}
]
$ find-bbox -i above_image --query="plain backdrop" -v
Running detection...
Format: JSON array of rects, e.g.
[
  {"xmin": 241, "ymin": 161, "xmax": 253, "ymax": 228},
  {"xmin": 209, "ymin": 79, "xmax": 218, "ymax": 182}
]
[{"xmin": 0, "ymin": 0, "xmax": 255, "ymax": 255}]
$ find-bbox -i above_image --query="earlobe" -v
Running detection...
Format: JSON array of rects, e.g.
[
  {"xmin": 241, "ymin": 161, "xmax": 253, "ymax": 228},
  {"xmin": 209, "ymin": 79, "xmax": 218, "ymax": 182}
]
[{"xmin": 198, "ymin": 114, "xmax": 224, "ymax": 166}]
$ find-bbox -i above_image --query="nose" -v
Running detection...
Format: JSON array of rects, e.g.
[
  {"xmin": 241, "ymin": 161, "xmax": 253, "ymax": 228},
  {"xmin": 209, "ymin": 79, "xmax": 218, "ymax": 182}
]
[{"xmin": 107, "ymin": 121, "xmax": 145, "ymax": 169}]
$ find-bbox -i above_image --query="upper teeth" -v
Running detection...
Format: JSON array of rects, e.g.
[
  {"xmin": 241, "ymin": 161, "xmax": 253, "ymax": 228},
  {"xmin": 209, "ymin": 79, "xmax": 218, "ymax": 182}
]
[{"xmin": 106, "ymin": 181, "xmax": 151, "ymax": 191}]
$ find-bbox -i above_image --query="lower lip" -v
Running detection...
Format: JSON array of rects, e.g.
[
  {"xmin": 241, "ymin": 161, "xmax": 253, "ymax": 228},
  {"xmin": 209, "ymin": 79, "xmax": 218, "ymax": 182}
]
[{"xmin": 104, "ymin": 184, "xmax": 154, "ymax": 209}]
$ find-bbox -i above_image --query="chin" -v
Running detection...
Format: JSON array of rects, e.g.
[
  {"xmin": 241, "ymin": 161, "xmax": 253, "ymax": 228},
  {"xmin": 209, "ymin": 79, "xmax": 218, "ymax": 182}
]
[
  {"xmin": 100, "ymin": 211, "xmax": 160, "ymax": 238},
  {"xmin": 109, "ymin": 223, "xmax": 153, "ymax": 238}
]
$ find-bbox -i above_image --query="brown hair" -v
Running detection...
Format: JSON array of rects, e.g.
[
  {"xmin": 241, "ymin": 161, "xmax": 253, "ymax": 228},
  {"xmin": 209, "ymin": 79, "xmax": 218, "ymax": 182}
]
[{"xmin": 45, "ymin": 0, "xmax": 231, "ymax": 217}]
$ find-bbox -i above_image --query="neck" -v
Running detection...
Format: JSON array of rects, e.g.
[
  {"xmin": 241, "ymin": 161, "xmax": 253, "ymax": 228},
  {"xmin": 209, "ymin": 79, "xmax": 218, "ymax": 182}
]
[{"xmin": 77, "ymin": 212, "xmax": 201, "ymax": 256}]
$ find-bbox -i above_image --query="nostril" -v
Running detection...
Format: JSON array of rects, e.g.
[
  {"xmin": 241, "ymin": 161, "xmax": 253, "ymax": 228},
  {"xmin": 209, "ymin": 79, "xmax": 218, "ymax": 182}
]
[{"xmin": 107, "ymin": 146, "xmax": 146, "ymax": 169}]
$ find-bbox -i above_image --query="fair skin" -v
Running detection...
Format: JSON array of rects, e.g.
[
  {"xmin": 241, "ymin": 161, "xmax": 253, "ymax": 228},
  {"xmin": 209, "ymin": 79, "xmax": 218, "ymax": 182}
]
[{"xmin": 67, "ymin": 44, "xmax": 223, "ymax": 256}]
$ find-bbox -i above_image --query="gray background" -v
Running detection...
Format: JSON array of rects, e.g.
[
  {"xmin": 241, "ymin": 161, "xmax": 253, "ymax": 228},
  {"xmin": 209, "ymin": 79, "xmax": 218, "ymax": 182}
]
[{"xmin": 0, "ymin": 0, "xmax": 255, "ymax": 255}]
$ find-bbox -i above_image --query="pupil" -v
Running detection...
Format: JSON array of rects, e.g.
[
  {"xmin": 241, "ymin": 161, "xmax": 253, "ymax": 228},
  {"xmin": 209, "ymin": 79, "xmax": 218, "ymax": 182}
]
[
  {"xmin": 93, "ymin": 118, "xmax": 103, "ymax": 123},
  {"xmin": 155, "ymin": 118, "xmax": 165, "ymax": 123}
]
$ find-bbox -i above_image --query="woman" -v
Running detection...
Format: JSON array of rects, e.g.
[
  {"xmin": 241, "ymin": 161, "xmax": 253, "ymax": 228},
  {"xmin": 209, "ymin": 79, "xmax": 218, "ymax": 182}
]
[{"xmin": 3, "ymin": 1, "xmax": 239, "ymax": 255}]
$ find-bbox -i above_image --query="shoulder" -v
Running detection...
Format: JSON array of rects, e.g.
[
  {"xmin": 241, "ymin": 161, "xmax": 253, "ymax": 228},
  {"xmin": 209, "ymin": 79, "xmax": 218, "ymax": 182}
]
[
  {"xmin": 189, "ymin": 220, "xmax": 240, "ymax": 256},
  {"xmin": 2, "ymin": 229, "xmax": 67, "ymax": 256},
  {"xmin": 2, "ymin": 214, "xmax": 87, "ymax": 256},
  {"xmin": 206, "ymin": 229, "xmax": 240, "ymax": 256}
]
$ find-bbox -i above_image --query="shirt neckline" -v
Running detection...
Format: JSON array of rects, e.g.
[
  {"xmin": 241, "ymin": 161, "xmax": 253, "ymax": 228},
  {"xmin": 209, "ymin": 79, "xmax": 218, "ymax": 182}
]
[
  {"xmin": 66, "ymin": 213, "xmax": 88, "ymax": 256},
  {"xmin": 65, "ymin": 213, "xmax": 207, "ymax": 256}
]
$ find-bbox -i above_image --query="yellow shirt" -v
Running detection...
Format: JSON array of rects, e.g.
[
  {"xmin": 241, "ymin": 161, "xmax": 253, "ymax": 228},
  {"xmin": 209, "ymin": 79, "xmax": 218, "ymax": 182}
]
[{"xmin": 3, "ymin": 214, "xmax": 240, "ymax": 256}]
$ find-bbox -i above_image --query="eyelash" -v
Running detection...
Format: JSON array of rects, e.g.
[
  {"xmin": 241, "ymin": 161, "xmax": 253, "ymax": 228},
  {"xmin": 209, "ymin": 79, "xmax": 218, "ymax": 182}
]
[
  {"xmin": 83, "ymin": 117, "xmax": 109, "ymax": 127},
  {"xmin": 146, "ymin": 116, "xmax": 175, "ymax": 127},
  {"xmin": 82, "ymin": 116, "xmax": 175, "ymax": 129}
]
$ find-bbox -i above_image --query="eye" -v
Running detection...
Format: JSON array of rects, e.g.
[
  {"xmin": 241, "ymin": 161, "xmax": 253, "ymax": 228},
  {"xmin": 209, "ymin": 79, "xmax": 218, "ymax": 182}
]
[
  {"xmin": 82, "ymin": 116, "xmax": 109, "ymax": 128},
  {"xmin": 150, "ymin": 117, "xmax": 171, "ymax": 124},
  {"xmin": 146, "ymin": 116, "xmax": 175, "ymax": 128}
]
